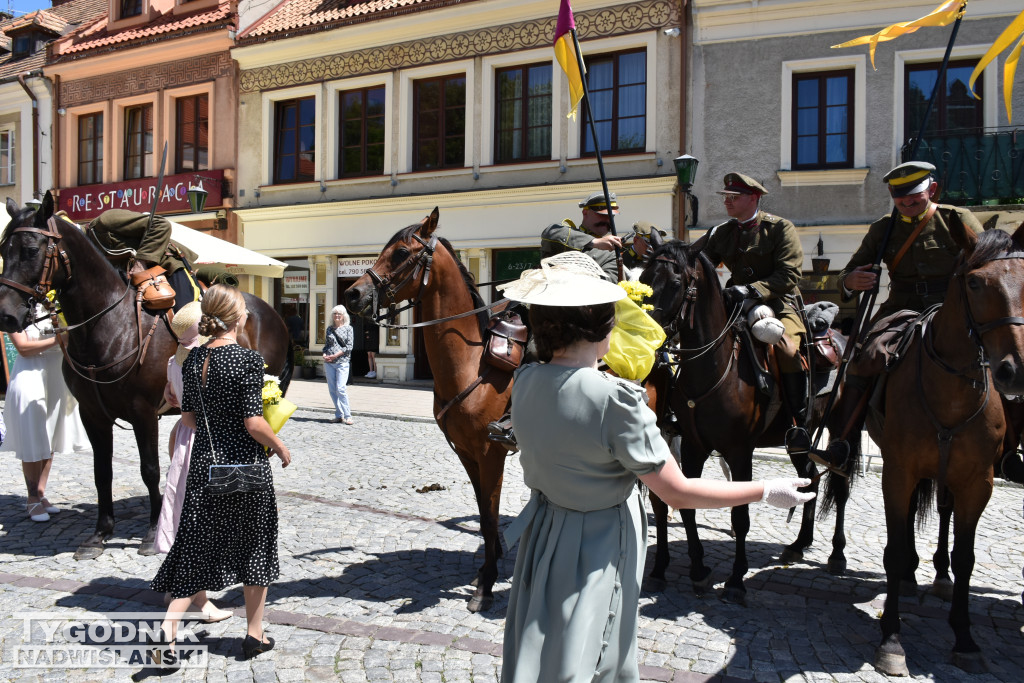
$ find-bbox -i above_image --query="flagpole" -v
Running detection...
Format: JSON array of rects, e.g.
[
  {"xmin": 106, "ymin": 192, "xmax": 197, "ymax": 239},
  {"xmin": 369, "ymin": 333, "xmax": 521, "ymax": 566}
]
[{"xmin": 569, "ymin": 27, "xmax": 624, "ymax": 282}]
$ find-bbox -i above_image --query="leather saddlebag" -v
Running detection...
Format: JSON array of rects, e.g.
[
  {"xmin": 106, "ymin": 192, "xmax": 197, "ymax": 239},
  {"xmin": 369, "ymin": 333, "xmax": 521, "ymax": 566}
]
[
  {"xmin": 484, "ymin": 310, "xmax": 528, "ymax": 373},
  {"xmin": 131, "ymin": 265, "xmax": 176, "ymax": 310},
  {"xmin": 811, "ymin": 328, "xmax": 843, "ymax": 372}
]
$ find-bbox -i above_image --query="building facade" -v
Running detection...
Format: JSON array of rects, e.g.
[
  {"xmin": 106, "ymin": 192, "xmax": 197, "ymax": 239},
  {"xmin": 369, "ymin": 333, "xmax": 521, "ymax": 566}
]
[{"xmin": 232, "ymin": 0, "xmax": 686, "ymax": 381}]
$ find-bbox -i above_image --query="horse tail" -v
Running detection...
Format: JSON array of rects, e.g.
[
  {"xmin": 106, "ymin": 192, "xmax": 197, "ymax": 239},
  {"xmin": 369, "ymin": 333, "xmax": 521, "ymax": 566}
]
[
  {"xmin": 279, "ymin": 343, "xmax": 295, "ymax": 397},
  {"xmin": 913, "ymin": 478, "xmax": 935, "ymax": 533},
  {"xmin": 818, "ymin": 449, "xmax": 860, "ymax": 518}
]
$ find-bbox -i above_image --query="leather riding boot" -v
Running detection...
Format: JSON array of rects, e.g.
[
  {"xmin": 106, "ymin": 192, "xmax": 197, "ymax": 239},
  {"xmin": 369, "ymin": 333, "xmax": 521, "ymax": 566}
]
[
  {"xmin": 809, "ymin": 376, "xmax": 870, "ymax": 473},
  {"xmin": 782, "ymin": 372, "xmax": 810, "ymax": 457},
  {"xmin": 486, "ymin": 412, "xmax": 518, "ymax": 452}
]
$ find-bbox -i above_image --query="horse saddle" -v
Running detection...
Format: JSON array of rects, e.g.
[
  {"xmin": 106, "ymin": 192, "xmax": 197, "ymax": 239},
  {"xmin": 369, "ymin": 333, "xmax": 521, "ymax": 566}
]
[
  {"xmin": 853, "ymin": 307, "xmax": 937, "ymax": 377},
  {"xmin": 483, "ymin": 309, "xmax": 528, "ymax": 373},
  {"xmin": 811, "ymin": 328, "xmax": 845, "ymax": 372},
  {"xmin": 130, "ymin": 264, "xmax": 176, "ymax": 311}
]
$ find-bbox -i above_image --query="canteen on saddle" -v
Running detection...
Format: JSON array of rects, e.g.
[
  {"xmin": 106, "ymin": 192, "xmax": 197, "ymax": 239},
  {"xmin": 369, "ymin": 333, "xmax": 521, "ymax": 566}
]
[
  {"xmin": 483, "ymin": 309, "xmax": 528, "ymax": 373},
  {"xmin": 130, "ymin": 264, "xmax": 176, "ymax": 311}
]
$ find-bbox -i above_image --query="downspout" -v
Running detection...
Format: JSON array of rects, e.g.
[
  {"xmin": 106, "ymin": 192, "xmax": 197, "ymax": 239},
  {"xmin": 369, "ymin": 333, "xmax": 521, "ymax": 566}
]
[
  {"xmin": 677, "ymin": 0, "xmax": 690, "ymax": 236},
  {"xmin": 16, "ymin": 72, "xmax": 41, "ymax": 199}
]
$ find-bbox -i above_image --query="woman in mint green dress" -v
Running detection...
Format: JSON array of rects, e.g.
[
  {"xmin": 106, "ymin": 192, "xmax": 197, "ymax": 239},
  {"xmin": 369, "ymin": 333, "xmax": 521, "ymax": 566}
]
[{"xmin": 498, "ymin": 254, "xmax": 814, "ymax": 683}]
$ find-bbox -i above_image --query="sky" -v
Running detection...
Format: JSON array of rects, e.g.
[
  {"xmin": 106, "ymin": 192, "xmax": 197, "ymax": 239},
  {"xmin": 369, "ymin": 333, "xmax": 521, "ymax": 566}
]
[{"xmin": 4, "ymin": 1, "xmax": 53, "ymax": 16}]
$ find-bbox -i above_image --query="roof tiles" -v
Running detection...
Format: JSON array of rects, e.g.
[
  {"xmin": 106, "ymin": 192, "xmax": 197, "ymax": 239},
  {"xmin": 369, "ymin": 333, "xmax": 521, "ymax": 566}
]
[
  {"xmin": 239, "ymin": 0, "xmax": 457, "ymax": 41},
  {"xmin": 58, "ymin": 0, "xmax": 233, "ymax": 55}
]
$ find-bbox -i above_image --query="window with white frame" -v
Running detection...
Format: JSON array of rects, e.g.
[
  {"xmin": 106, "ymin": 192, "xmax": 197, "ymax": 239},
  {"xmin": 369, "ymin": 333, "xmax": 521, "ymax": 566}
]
[
  {"xmin": 274, "ymin": 96, "xmax": 316, "ymax": 184},
  {"xmin": 412, "ymin": 74, "xmax": 466, "ymax": 171},
  {"xmin": 0, "ymin": 130, "xmax": 14, "ymax": 185},
  {"xmin": 339, "ymin": 86, "xmax": 385, "ymax": 178},
  {"xmin": 581, "ymin": 49, "xmax": 646, "ymax": 156},
  {"xmin": 905, "ymin": 59, "xmax": 983, "ymax": 138},
  {"xmin": 175, "ymin": 93, "xmax": 208, "ymax": 173},
  {"xmin": 78, "ymin": 112, "xmax": 104, "ymax": 186},
  {"xmin": 124, "ymin": 103, "xmax": 154, "ymax": 179},
  {"xmin": 494, "ymin": 63, "xmax": 552, "ymax": 163}
]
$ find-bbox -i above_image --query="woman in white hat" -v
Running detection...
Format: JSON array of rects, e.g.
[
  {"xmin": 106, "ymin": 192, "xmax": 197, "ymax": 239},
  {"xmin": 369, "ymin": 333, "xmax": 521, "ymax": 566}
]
[
  {"xmin": 153, "ymin": 300, "xmax": 231, "ymax": 623},
  {"xmin": 498, "ymin": 252, "xmax": 814, "ymax": 682}
]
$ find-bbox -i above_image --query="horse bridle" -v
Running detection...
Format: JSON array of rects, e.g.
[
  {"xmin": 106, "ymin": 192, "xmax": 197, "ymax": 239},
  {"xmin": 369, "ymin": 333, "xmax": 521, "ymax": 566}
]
[
  {"xmin": 364, "ymin": 233, "xmax": 438, "ymax": 325},
  {"xmin": 0, "ymin": 216, "xmax": 73, "ymax": 305}
]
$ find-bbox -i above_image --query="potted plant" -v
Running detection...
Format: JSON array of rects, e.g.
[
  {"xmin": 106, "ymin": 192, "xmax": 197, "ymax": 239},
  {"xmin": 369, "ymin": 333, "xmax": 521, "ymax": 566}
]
[
  {"xmin": 293, "ymin": 345, "xmax": 317, "ymax": 380},
  {"xmin": 301, "ymin": 357, "xmax": 318, "ymax": 380}
]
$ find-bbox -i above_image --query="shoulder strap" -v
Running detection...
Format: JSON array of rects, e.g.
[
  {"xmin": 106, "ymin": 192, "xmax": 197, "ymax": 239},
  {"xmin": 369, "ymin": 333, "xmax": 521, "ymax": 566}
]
[
  {"xmin": 194, "ymin": 350, "xmax": 219, "ymax": 465},
  {"xmin": 890, "ymin": 203, "xmax": 939, "ymax": 271}
]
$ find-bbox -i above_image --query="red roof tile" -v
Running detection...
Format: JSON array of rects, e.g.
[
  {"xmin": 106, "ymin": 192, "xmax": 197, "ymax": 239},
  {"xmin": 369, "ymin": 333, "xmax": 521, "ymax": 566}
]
[
  {"xmin": 5, "ymin": 10, "xmax": 69, "ymax": 36},
  {"xmin": 239, "ymin": 0, "xmax": 469, "ymax": 42},
  {"xmin": 57, "ymin": 0, "xmax": 233, "ymax": 56}
]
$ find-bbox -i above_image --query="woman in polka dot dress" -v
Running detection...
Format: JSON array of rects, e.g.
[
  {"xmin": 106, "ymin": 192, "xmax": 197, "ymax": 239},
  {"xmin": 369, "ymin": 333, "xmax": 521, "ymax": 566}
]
[{"xmin": 151, "ymin": 285, "xmax": 291, "ymax": 662}]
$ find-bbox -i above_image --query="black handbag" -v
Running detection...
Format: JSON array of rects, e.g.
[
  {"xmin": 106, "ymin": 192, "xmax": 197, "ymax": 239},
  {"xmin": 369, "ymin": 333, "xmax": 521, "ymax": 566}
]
[{"xmin": 195, "ymin": 354, "xmax": 271, "ymax": 496}]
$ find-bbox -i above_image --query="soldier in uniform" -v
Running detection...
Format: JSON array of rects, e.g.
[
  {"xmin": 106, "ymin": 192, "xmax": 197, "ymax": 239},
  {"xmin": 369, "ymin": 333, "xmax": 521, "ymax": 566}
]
[
  {"xmin": 88, "ymin": 209, "xmax": 202, "ymax": 312},
  {"xmin": 622, "ymin": 220, "xmax": 668, "ymax": 274},
  {"xmin": 540, "ymin": 191, "xmax": 622, "ymax": 281},
  {"xmin": 814, "ymin": 161, "xmax": 985, "ymax": 471},
  {"xmin": 703, "ymin": 173, "xmax": 810, "ymax": 441}
]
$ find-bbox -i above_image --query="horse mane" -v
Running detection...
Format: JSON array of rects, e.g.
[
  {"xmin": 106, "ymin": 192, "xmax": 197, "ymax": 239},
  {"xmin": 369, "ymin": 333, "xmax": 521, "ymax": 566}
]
[
  {"xmin": 387, "ymin": 221, "xmax": 488, "ymax": 332},
  {"xmin": 0, "ymin": 205, "xmax": 41, "ymax": 247},
  {"xmin": 961, "ymin": 228, "xmax": 1017, "ymax": 272}
]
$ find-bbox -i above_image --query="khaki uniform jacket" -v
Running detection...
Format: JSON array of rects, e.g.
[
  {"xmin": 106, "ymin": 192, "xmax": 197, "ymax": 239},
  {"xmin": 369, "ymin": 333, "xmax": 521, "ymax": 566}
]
[
  {"xmin": 88, "ymin": 209, "xmax": 198, "ymax": 273},
  {"xmin": 837, "ymin": 204, "xmax": 983, "ymax": 318},
  {"xmin": 540, "ymin": 221, "xmax": 618, "ymax": 282},
  {"xmin": 704, "ymin": 210, "xmax": 806, "ymax": 336}
]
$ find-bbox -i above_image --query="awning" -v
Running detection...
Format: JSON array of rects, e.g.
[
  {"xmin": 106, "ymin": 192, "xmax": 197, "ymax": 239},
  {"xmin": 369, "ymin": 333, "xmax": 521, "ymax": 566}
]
[{"xmin": 170, "ymin": 222, "xmax": 286, "ymax": 278}]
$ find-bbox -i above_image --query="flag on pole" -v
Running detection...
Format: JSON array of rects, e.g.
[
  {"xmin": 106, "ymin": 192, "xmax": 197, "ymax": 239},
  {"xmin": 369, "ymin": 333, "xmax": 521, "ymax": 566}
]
[
  {"xmin": 554, "ymin": 0, "xmax": 585, "ymax": 120},
  {"xmin": 968, "ymin": 9, "xmax": 1024, "ymax": 122},
  {"xmin": 831, "ymin": 0, "xmax": 966, "ymax": 69}
]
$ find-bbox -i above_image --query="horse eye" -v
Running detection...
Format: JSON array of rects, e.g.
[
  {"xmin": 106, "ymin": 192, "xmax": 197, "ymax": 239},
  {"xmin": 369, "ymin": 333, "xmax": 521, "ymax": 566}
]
[
  {"xmin": 966, "ymin": 275, "xmax": 983, "ymax": 290},
  {"xmin": 392, "ymin": 248, "xmax": 410, "ymax": 264}
]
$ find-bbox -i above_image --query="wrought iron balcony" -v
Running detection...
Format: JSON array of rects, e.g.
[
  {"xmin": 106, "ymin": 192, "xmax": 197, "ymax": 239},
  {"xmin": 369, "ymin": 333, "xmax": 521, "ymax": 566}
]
[{"xmin": 903, "ymin": 127, "xmax": 1024, "ymax": 205}]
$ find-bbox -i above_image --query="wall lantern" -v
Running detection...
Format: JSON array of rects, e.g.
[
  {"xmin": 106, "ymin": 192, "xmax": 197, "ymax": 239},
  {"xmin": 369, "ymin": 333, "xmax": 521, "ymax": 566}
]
[
  {"xmin": 673, "ymin": 154, "xmax": 699, "ymax": 191},
  {"xmin": 186, "ymin": 179, "xmax": 208, "ymax": 214}
]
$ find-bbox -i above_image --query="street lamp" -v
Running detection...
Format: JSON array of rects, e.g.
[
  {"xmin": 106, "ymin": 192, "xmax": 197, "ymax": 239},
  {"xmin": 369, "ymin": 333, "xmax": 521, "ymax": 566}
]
[
  {"xmin": 186, "ymin": 178, "xmax": 208, "ymax": 214},
  {"xmin": 673, "ymin": 154, "xmax": 699, "ymax": 241}
]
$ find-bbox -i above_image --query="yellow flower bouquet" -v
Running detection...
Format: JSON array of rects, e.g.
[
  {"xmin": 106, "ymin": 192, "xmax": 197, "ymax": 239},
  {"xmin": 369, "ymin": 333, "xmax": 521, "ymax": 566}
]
[{"xmin": 262, "ymin": 372, "xmax": 296, "ymax": 434}]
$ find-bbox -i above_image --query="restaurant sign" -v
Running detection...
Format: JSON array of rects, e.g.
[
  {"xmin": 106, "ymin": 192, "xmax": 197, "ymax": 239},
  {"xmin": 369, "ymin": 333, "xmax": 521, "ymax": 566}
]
[{"xmin": 60, "ymin": 170, "xmax": 226, "ymax": 220}]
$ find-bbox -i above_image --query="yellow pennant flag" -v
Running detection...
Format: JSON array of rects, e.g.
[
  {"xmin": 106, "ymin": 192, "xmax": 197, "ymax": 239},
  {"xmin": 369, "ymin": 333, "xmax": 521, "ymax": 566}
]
[
  {"xmin": 967, "ymin": 8, "xmax": 1024, "ymax": 122},
  {"xmin": 554, "ymin": 0, "xmax": 585, "ymax": 120},
  {"xmin": 832, "ymin": 0, "xmax": 966, "ymax": 69}
]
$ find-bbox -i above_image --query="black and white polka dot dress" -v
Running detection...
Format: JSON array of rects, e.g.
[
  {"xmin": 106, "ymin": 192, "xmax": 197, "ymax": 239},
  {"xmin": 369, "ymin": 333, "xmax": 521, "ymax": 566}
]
[{"xmin": 151, "ymin": 344, "xmax": 279, "ymax": 597}]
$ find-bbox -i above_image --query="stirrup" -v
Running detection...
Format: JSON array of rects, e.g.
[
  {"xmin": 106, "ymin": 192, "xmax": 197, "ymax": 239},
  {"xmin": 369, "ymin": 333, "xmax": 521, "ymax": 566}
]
[
  {"xmin": 486, "ymin": 420, "xmax": 519, "ymax": 452},
  {"xmin": 809, "ymin": 441, "xmax": 850, "ymax": 478},
  {"xmin": 784, "ymin": 426, "xmax": 810, "ymax": 457}
]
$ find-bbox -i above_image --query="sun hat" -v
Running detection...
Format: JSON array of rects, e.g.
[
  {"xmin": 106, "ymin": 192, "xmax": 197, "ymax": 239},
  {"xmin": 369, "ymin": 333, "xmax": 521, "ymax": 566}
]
[
  {"xmin": 171, "ymin": 301, "xmax": 209, "ymax": 365},
  {"xmin": 497, "ymin": 251, "xmax": 627, "ymax": 306}
]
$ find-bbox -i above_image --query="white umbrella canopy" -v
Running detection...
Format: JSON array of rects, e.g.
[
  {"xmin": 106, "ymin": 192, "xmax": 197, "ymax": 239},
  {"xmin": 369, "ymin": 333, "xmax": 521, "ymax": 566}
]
[{"xmin": 169, "ymin": 222, "xmax": 286, "ymax": 278}]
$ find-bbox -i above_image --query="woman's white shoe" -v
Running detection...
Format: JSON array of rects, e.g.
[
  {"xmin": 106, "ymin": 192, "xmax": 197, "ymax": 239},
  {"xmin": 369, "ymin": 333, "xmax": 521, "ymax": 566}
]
[{"xmin": 27, "ymin": 502, "xmax": 50, "ymax": 522}]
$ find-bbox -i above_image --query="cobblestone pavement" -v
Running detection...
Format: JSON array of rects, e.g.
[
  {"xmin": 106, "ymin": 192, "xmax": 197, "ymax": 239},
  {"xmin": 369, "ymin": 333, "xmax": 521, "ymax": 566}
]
[{"xmin": 0, "ymin": 406, "xmax": 1022, "ymax": 683}]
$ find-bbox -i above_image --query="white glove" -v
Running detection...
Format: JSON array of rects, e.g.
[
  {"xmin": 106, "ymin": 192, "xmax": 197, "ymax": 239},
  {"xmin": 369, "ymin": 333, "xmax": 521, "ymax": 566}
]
[{"xmin": 760, "ymin": 478, "xmax": 815, "ymax": 508}]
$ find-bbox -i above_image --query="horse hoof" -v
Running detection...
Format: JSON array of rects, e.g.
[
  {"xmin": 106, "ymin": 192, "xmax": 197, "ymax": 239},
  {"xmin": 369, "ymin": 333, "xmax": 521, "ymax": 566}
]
[
  {"xmin": 692, "ymin": 573, "xmax": 714, "ymax": 596},
  {"xmin": 899, "ymin": 579, "xmax": 917, "ymax": 597},
  {"xmin": 719, "ymin": 586, "xmax": 746, "ymax": 606},
  {"xmin": 826, "ymin": 555, "xmax": 847, "ymax": 576},
  {"xmin": 952, "ymin": 651, "xmax": 987, "ymax": 673},
  {"xmin": 74, "ymin": 545, "xmax": 104, "ymax": 561},
  {"xmin": 137, "ymin": 541, "xmax": 158, "ymax": 556},
  {"xmin": 467, "ymin": 593, "xmax": 493, "ymax": 613},
  {"xmin": 930, "ymin": 577, "xmax": 954, "ymax": 602},
  {"xmin": 874, "ymin": 650, "xmax": 910, "ymax": 676},
  {"xmin": 779, "ymin": 547, "xmax": 804, "ymax": 564}
]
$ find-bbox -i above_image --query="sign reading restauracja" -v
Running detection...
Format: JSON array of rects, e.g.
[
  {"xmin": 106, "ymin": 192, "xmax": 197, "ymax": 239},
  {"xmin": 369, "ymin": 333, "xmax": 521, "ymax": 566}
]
[{"xmin": 61, "ymin": 170, "xmax": 226, "ymax": 220}]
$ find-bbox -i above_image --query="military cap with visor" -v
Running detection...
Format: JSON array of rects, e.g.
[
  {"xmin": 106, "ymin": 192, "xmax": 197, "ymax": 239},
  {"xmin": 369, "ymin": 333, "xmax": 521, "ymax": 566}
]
[
  {"xmin": 579, "ymin": 191, "xmax": 619, "ymax": 215},
  {"xmin": 883, "ymin": 161, "xmax": 936, "ymax": 197},
  {"xmin": 717, "ymin": 173, "xmax": 769, "ymax": 196}
]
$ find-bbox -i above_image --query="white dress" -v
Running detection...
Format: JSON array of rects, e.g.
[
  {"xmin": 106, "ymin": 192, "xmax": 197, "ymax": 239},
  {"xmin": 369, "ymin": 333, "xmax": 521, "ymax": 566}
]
[
  {"xmin": 1, "ymin": 310, "xmax": 90, "ymax": 462},
  {"xmin": 155, "ymin": 356, "xmax": 195, "ymax": 553}
]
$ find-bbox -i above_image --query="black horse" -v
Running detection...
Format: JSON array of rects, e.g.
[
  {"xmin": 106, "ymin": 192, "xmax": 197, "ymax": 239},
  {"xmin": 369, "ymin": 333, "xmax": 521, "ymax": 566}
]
[
  {"xmin": 639, "ymin": 240, "xmax": 851, "ymax": 603},
  {"xmin": 0, "ymin": 192, "xmax": 292, "ymax": 559}
]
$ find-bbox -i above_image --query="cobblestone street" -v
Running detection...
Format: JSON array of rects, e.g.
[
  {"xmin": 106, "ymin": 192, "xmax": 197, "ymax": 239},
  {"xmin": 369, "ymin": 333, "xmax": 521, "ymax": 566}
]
[{"xmin": 1, "ymin": 397, "xmax": 1022, "ymax": 682}]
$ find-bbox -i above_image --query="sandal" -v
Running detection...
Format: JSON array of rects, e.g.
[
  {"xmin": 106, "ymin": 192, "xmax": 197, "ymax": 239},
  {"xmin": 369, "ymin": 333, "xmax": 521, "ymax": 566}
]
[
  {"xmin": 27, "ymin": 502, "xmax": 50, "ymax": 523},
  {"xmin": 39, "ymin": 498, "xmax": 59, "ymax": 514}
]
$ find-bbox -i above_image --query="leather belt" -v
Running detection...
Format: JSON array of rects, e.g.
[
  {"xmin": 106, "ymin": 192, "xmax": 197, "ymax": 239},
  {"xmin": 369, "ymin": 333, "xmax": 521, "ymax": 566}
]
[{"xmin": 890, "ymin": 277, "xmax": 950, "ymax": 296}]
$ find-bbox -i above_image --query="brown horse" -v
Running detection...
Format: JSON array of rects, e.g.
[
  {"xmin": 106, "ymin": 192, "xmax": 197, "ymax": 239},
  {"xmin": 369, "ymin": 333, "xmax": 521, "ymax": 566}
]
[
  {"xmin": 871, "ymin": 223, "xmax": 1024, "ymax": 676},
  {"xmin": 344, "ymin": 208, "xmax": 512, "ymax": 612},
  {"xmin": 0, "ymin": 192, "xmax": 292, "ymax": 560},
  {"xmin": 639, "ymin": 240, "xmax": 847, "ymax": 604}
]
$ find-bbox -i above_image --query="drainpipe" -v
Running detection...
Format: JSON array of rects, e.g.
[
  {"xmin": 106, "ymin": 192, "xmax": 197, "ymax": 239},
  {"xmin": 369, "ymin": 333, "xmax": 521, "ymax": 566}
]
[
  {"xmin": 16, "ymin": 71, "xmax": 43, "ymax": 199},
  {"xmin": 677, "ymin": 0, "xmax": 690, "ymax": 235}
]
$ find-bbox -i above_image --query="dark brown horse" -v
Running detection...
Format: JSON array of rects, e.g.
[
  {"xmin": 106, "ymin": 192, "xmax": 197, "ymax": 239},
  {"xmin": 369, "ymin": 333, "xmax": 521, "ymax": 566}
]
[
  {"xmin": 344, "ymin": 208, "xmax": 512, "ymax": 612},
  {"xmin": 639, "ymin": 240, "xmax": 847, "ymax": 604},
  {"xmin": 0, "ymin": 192, "xmax": 292, "ymax": 560},
  {"xmin": 871, "ymin": 224, "xmax": 1024, "ymax": 676}
]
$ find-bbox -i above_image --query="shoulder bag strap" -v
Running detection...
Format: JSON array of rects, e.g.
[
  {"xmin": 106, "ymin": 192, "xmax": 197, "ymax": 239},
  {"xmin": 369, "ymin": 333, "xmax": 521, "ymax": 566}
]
[
  {"xmin": 194, "ymin": 349, "xmax": 219, "ymax": 465},
  {"xmin": 890, "ymin": 203, "xmax": 939, "ymax": 271}
]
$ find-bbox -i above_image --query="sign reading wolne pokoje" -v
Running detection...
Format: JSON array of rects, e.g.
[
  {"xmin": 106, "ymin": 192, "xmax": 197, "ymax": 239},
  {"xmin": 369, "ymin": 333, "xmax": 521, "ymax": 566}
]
[
  {"xmin": 338, "ymin": 257, "xmax": 380, "ymax": 278},
  {"xmin": 61, "ymin": 170, "xmax": 226, "ymax": 220}
]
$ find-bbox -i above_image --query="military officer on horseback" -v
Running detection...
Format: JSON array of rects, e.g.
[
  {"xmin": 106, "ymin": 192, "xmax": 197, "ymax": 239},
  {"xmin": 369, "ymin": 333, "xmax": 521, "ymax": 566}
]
[
  {"xmin": 622, "ymin": 220, "xmax": 668, "ymax": 274},
  {"xmin": 813, "ymin": 161, "xmax": 985, "ymax": 472},
  {"xmin": 703, "ymin": 173, "xmax": 810, "ymax": 443},
  {"xmin": 540, "ymin": 191, "xmax": 622, "ymax": 282}
]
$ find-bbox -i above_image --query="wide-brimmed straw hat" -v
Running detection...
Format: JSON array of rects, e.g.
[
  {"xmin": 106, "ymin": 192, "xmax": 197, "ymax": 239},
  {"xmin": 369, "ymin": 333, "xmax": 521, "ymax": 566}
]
[
  {"xmin": 498, "ymin": 251, "xmax": 627, "ymax": 306},
  {"xmin": 171, "ymin": 301, "xmax": 209, "ymax": 365}
]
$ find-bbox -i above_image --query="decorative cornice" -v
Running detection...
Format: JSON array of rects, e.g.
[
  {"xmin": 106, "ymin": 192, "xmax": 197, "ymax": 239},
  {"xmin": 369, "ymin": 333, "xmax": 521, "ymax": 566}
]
[
  {"xmin": 59, "ymin": 53, "xmax": 234, "ymax": 108},
  {"xmin": 239, "ymin": 0, "xmax": 676, "ymax": 93},
  {"xmin": 777, "ymin": 168, "xmax": 870, "ymax": 187}
]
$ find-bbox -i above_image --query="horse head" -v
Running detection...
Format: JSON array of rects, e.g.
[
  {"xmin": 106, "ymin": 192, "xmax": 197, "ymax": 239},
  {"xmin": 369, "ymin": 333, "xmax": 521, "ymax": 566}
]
[
  {"xmin": 640, "ymin": 239, "xmax": 723, "ymax": 339},
  {"xmin": 344, "ymin": 207, "xmax": 442, "ymax": 320},
  {"xmin": 0, "ymin": 191, "xmax": 69, "ymax": 332},
  {"xmin": 954, "ymin": 221, "xmax": 1024, "ymax": 397}
]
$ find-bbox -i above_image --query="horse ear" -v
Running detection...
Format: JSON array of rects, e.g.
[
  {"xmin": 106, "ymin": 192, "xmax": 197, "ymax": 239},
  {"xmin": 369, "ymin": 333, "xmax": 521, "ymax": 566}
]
[
  {"xmin": 5, "ymin": 197, "xmax": 17, "ymax": 219},
  {"xmin": 418, "ymin": 206, "xmax": 440, "ymax": 238},
  {"xmin": 1012, "ymin": 220, "xmax": 1024, "ymax": 252},
  {"xmin": 950, "ymin": 216, "xmax": 979, "ymax": 255},
  {"xmin": 688, "ymin": 231, "xmax": 709, "ymax": 253},
  {"xmin": 41, "ymin": 191, "xmax": 55, "ymax": 220}
]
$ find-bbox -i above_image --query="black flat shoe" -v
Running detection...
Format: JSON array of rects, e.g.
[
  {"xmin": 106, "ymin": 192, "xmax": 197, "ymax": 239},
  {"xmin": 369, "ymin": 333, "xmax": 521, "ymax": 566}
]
[{"xmin": 242, "ymin": 634, "xmax": 275, "ymax": 659}]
